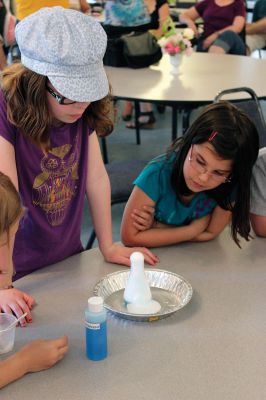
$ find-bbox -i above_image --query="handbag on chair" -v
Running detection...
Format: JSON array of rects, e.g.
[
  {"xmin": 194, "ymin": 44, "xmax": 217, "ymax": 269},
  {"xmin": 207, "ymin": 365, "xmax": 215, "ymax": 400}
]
[{"xmin": 120, "ymin": 31, "xmax": 162, "ymax": 69}]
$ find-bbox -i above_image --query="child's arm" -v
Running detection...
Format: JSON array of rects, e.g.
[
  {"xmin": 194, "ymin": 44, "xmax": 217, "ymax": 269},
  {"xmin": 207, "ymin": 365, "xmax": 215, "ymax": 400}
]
[
  {"xmin": 121, "ymin": 186, "xmax": 210, "ymax": 247},
  {"xmin": 0, "ymin": 336, "xmax": 68, "ymax": 389},
  {"xmin": 86, "ymin": 132, "xmax": 159, "ymax": 266},
  {"xmin": 191, "ymin": 205, "xmax": 231, "ymax": 242}
]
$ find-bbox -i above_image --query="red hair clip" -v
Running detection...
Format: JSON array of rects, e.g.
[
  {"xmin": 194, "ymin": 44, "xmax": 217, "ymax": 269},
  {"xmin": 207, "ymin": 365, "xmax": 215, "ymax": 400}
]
[{"xmin": 208, "ymin": 131, "xmax": 218, "ymax": 142}]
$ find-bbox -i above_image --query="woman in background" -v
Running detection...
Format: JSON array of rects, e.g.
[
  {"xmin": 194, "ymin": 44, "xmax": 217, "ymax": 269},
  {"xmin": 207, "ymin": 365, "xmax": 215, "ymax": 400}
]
[
  {"xmin": 104, "ymin": 0, "xmax": 169, "ymax": 127},
  {"xmin": 179, "ymin": 0, "xmax": 246, "ymax": 55}
]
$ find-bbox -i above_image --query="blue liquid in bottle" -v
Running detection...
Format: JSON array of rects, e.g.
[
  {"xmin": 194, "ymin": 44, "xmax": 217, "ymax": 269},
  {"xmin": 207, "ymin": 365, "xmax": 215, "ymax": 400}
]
[{"xmin": 85, "ymin": 296, "xmax": 107, "ymax": 361}]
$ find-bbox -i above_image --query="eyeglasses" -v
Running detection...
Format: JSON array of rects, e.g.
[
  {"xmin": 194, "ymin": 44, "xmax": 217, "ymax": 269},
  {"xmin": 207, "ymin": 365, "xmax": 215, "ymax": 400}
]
[
  {"xmin": 45, "ymin": 83, "xmax": 76, "ymax": 105},
  {"xmin": 188, "ymin": 145, "xmax": 231, "ymax": 183}
]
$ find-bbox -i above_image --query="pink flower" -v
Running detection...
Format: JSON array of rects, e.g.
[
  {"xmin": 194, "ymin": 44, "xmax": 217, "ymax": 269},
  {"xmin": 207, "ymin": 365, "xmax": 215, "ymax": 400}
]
[{"xmin": 165, "ymin": 43, "xmax": 175, "ymax": 52}]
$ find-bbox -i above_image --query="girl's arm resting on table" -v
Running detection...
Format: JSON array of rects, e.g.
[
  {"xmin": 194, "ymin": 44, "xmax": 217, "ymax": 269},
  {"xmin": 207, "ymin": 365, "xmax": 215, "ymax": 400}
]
[
  {"xmin": 0, "ymin": 336, "xmax": 68, "ymax": 389},
  {"xmin": 179, "ymin": 7, "xmax": 200, "ymax": 37},
  {"xmin": 86, "ymin": 132, "xmax": 158, "ymax": 266},
  {"xmin": 192, "ymin": 205, "xmax": 231, "ymax": 242},
  {"xmin": 0, "ymin": 136, "xmax": 35, "ymax": 325},
  {"xmin": 121, "ymin": 186, "xmax": 210, "ymax": 247},
  {"xmin": 250, "ymin": 213, "xmax": 266, "ymax": 237}
]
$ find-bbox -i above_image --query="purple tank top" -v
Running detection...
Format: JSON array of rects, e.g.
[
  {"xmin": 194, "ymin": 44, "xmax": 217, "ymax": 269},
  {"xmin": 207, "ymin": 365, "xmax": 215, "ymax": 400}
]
[{"xmin": 0, "ymin": 90, "xmax": 92, "ymax": 280}]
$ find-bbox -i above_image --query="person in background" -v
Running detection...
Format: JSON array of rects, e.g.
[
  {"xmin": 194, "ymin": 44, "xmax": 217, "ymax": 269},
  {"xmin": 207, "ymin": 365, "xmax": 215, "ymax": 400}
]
[
  {"xmin": 104, "ymin": 0, "xmax": 169, "ymax": 127},
  {"xmin": 0, "ymin": 34, "xmax": 7, "ymax": 70},
  {"xmin": 250, "ymin": 147, "xmax": 266, "ymax": 236},
  {"xmin": 0, "ymin": 0, "xmax": 16, "ymax": 69},
  {"xmin": 179, "ymin": 0, "xmax": 246, "ymax": 55},
  {"xmin": 121, "ymin": 102, "xmax": 259, "ymax": 248},
  {"xmin": 126, "ymin": 0, "xmax": 170, "ymax": 129},
  {"xmin": 246, "ymin": 0, "xmax": 266, "ymax": 55},
  {"xmin": 0, "ymin": 172, "xmax": 68, "ymax": 389},
  {"xmin": 14, "ymin": 0, "xmax": 90, "ymax": 20},
  {"xmin": 0, "ymin": 7, "xmax": 157, "ymax": 326}
]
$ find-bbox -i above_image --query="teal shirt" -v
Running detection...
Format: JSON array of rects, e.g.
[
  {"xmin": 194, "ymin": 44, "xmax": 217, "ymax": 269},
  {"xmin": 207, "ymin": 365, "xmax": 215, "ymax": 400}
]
[{"xmin": 134, "ymin": 156, "xmax": 217, "ymax": 226}]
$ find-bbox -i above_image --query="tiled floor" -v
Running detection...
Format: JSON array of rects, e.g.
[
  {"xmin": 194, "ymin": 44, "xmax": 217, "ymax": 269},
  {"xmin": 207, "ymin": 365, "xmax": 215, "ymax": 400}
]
[{"xmin": 81, "ymin": 98, "xmax": 266, "ymax": 248}]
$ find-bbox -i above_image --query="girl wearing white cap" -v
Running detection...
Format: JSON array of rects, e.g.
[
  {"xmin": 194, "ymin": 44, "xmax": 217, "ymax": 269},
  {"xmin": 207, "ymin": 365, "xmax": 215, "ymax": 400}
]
[{"xmin": 0, "ymin": 7, "xmax": 158, "ymax": 325}]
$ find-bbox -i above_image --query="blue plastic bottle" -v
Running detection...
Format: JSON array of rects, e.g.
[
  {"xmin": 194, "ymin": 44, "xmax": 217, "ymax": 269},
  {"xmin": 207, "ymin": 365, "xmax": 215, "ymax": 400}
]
[{"xmin": 85, "ymin": 296, "xmax": 107, "ymax": 361}]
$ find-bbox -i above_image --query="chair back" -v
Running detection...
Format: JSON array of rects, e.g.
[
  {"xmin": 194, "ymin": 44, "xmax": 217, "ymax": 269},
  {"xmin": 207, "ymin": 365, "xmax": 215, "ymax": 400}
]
[{"xmin": 214, "ymin": 87, "xmax": 266, "ymax": 148}]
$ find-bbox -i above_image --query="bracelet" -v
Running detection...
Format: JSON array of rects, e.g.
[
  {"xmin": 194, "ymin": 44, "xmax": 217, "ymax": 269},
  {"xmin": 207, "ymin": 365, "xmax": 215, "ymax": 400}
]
[{"xmin": 0, "ymin": 284, "xmax": 14, "ymax": 290}]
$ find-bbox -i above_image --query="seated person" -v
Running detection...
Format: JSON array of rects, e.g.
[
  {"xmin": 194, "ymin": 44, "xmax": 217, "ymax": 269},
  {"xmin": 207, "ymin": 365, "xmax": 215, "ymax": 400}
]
[
  {"xmin": 246, "ymin": 0, "xmax": 266, "ymax": 54},
  {"xmin": 179, "ymin": 0, "xmax": 246, "ymax": 55},
  {"xmin": 104, "ymin": 0, "xmax": 169, "ymax": 127},
  {"xmin": 250, "ymin": 147, "xmax": 266, "ymax": 236},
  {"xmin": 121, "ymin": 103, "xmax": 259, "ymax": 248},
  {"xmin": 0, "ymin": 172, "xmax": 68, "ymax": 389}
]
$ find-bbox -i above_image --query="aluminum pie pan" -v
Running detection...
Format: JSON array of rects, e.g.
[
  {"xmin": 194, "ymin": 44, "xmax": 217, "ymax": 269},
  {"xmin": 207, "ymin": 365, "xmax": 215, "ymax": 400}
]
[{"xmin": 93, "ymin": 269, "xmax": 193, "ymax": 322}]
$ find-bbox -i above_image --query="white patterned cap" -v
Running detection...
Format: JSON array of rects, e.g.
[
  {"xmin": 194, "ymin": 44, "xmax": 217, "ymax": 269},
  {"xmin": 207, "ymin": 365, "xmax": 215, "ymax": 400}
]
[{"xmin": 15, "ymin": 7, "xmax": 109, "ymax": 102}]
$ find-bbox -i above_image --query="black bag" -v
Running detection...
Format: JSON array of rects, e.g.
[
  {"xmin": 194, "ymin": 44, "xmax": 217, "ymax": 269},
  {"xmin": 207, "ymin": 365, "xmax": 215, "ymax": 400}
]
[
  {"xmin": 103, "ymin": 36, "xmax": 128, "ymax": 67},
  {"xmin": 103, "ymin": 30, "xmax": 162, "ymax": 69},
  {"xmin": 121, "ymin": 31, "xmax": 162, "ymax": 69}
]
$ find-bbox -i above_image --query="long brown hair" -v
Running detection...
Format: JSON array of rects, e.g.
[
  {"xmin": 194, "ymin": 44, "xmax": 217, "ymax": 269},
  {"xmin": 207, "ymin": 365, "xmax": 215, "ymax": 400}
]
[
  {"xmin": 0, "ymin": 172, "xmax": 22, "ymax": 240},
  {"xmin": 167, "ymin": 102, "xmax": 259, "ymax": 246},
  {"xmin": 0, "ymin": 63, "xmax": 114, "ymax": 149}
]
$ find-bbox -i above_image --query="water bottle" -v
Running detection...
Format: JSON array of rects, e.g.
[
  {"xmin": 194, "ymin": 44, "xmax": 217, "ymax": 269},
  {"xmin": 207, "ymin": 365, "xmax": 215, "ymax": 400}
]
[{"xmin": 85, "ymin": 296, "xmax": 107, "ymax": 361}]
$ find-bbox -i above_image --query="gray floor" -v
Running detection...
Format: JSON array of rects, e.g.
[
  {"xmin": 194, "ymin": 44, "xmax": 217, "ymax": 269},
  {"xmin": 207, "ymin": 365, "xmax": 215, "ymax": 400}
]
[{"xmin": 81, "ymin": 98, "xmax": 266, "ymax": 248}]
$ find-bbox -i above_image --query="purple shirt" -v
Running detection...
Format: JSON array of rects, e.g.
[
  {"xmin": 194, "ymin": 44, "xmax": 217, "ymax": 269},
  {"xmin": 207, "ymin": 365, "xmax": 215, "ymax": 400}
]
[
  {"xmin": 0, "ymin": 90, "xmax": 92, "ymax": 280},
  {"xmin": 195, "ymin": 0, "xmax": 246, "ymax": 39}
]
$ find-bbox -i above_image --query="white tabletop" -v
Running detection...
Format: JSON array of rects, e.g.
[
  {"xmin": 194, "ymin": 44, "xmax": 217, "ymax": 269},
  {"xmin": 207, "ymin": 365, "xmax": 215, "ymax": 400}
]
[
  {"xmin": 105, "ymin": 53, "xmax": 266, "ymax": 105},
  {"xmin": 1, "ymin": 229, "xmax": 266, "ymax": 399}
]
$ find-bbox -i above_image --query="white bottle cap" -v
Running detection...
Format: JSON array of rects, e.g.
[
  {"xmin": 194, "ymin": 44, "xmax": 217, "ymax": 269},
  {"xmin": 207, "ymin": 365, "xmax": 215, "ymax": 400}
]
[{"xmin": 88, "ymin": 296, "xmax": 104, "ymax": 313}]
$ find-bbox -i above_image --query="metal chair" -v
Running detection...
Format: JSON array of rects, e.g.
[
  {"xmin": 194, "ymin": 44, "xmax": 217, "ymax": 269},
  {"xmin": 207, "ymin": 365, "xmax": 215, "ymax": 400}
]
[
  {"xmin": 214, "ymin": 86, "xmax": 266, "ymax": 149},
  {"xmin": 85, "ymin": 158, "xmax": 147, "ymax": 249}
]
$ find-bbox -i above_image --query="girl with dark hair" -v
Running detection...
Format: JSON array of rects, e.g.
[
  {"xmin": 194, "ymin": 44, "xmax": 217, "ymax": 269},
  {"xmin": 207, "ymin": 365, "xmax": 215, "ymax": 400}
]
[{"xmin": 121, "ymin": 102, "xmax": 259, "ymax": 247}]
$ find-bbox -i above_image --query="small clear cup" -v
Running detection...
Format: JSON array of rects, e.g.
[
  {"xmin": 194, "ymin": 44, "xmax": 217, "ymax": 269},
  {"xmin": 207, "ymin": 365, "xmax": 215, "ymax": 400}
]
[{"xmin": 0, "ymin": 313, "xmax": 17, "ymax": 354}]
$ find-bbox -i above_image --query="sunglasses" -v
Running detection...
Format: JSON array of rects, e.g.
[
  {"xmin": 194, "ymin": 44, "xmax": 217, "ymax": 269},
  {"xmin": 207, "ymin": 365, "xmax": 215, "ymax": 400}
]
[{"xmin": 45, "ymin": 83, "xmax": 76, "ymax": 105}]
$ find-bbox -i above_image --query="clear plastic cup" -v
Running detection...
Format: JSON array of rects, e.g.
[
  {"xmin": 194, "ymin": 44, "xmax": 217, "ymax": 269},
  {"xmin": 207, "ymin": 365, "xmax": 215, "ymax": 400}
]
[{"xmin": 0, "ymin": 313, "xmax": 17, "ymax": 354}]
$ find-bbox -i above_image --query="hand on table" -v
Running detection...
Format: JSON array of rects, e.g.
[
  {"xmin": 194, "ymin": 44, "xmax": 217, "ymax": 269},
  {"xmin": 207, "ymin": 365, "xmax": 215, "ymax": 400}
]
[
  {"xmin": 17, "ymin": 336, "xmax": 69, "ymax": 373},
  {"xmin": 0, "ymin": 288, "xmax": 35, "ymax": 326},
  {"xmin": 102, "ymin": 243, "xmax": 159, "ymax": 267}
]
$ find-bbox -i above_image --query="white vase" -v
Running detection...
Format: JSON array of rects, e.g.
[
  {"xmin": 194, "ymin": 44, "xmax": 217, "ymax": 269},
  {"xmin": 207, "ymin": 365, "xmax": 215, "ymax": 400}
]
[{"xmin": 169, "ymin": 54, "xmax": 182, "ymax": 75}]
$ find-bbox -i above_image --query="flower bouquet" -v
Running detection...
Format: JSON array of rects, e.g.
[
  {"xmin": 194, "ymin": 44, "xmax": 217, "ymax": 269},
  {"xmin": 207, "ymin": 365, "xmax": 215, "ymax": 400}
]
[
  {"xmin": 159, "ymin": 28, "xmax": 194, "ymax": 57},
  {"xmin": 159, "ymin": 23, "xmax": 195, "ymax": 74}
]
